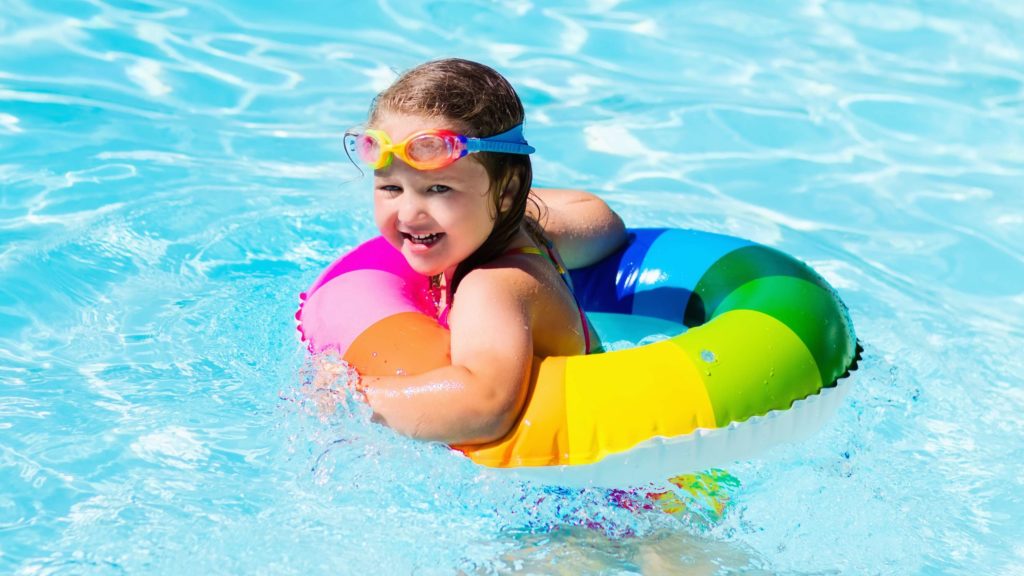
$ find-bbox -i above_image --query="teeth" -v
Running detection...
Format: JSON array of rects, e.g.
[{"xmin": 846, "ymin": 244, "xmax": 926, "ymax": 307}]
[{"xmin": 406, "ymin": 232, "xmax": 442, "ymax": 244}]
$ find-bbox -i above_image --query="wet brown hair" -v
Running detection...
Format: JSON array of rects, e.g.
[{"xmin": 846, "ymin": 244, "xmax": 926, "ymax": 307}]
[{"xmin": 367, "ymin": 58, "xmax": 535, "ymax": 293}]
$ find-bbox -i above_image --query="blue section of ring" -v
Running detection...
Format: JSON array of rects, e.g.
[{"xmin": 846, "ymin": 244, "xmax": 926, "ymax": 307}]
[
  {"xmin": 569, "ymin": 228, "xmax": 664, "ymax": 314},
  {"xmin": 632, "ymin": 229, "xmax": 755, "ymax": 322}
]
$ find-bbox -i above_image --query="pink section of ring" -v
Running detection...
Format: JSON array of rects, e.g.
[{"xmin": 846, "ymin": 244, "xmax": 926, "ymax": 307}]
[{"xmin": 294, "ymin": 236, "xmax": 436, "ymax": 353}]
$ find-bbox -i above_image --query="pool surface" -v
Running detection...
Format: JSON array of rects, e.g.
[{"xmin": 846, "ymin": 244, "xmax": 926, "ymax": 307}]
[{"xmin": 2, "ymin": 0, "xmax": 1023, "ymax": 573}]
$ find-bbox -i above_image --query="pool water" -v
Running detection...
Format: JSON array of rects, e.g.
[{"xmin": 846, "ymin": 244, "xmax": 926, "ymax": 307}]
[{"xmin": 2, "ymin": 0, "xmax": 1023, "ymax": 573}]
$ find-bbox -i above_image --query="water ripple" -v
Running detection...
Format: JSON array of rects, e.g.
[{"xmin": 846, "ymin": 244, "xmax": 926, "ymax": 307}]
[{"xmin": 2, "ymin": 0, "xmax": 1023, "ymax": 573}]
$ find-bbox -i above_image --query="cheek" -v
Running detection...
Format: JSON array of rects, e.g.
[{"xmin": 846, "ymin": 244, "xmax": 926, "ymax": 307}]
[
  {"xmin": 449, "ymin": 197, "xmax": 494, "ymax": 234},
  {"xmin": 372, "ymin": 198, "xmax": 394, "ymax": 234},
  {"xmin": 372, "ymin": 194, "xmax": 388, "ymax": 219}
]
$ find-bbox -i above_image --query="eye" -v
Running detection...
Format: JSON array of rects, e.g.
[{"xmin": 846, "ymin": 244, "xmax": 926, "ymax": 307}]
[
  {"xmin": 376, "ymin": 184, "xmax": 402, "ymax": 197},
  {"xmin": 427, "ymin": 184, "xmax": 452, "ymax": 194}
]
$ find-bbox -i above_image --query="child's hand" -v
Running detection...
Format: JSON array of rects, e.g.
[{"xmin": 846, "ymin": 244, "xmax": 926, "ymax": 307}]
[{"xmin": 312, "ymin": 354, "xmax": 365, "ymax": 415}]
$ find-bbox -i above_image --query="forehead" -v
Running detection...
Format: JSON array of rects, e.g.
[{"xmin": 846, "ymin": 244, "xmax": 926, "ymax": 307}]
[{"xmin": 372, "ymin": 113, "xmax": 462, "ymax": 141}]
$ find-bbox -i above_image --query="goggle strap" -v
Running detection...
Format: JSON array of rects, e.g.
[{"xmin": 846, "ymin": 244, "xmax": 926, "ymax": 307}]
[
  {"xmin": 463, "ymin": 124, "xmax": 536, "ymax": 155},
  {"xmin": 342, "ymin": 131, "xmax": 366, "ymax": 177},
  {"xmin": 475, "ymin": 141, "xmax": 537, "ymax": 154}
]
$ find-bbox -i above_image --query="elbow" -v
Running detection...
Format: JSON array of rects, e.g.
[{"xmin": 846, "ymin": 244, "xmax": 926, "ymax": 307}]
[
  {"xmin": 589, "ymin": 208, "xmax": 626, "ymax": 266},
  {"xmin": 604, "ymin": 209, "xmax": 627, "ymax": 249},
  {"xmin": 453, "ymin": 369, "xmax": 530, "ymax": 445},
  {"xmin": 568, "ymin": 208, "xmax": 627, "ymax": 269},
  {"xmin": 453, "ymin": 389, "xmax": 523, "ymax": 445}
]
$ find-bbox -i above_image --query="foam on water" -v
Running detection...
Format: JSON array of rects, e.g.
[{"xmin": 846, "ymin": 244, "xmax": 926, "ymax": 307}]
[{"xmin": 2, "ymin": 0, "xmax": 1023, "ymax": 573}]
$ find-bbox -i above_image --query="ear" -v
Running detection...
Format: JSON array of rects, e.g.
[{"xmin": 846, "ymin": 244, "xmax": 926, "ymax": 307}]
[{"xmin": 498, "ymin": 174, "xmax": 521, "ymax": 213}]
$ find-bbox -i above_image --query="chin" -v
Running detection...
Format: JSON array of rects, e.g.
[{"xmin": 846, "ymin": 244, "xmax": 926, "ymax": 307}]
[
  {"xmin": 399, "ymin": 251, "xmax": 446, "ymax": 277},
  {"xmin": 406, "ymin": 261, "xmax": 444, "ymax": 277}
]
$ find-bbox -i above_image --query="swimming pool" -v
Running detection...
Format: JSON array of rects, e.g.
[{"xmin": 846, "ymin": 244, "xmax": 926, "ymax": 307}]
[{"xmin": 2, "ymin": 0, "xmax": 1022, "ymax": 573}]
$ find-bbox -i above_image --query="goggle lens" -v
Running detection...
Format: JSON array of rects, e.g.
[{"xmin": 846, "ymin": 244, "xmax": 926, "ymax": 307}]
[
  {"xmin": 356, "ymin": 134, "xmax": 384, "ymax": 167},
  {"xmin": 405, "ymin": 134, "xmax": 455, "ymax": 167}
]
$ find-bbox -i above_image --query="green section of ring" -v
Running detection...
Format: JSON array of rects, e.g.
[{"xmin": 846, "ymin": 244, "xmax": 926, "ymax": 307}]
[
  {"xmin": 668, "ymin": 309, "xmax": 823, "ymax": 426},
  {"xmin": 685, "ymin": 245, "xmax": 830, "ymax": 325},
  {"xmin": 716, "ymin": 276, "xmax": 856, "ymax": 387},
  {"xmin": 684, "ymin": 244, "xmax": 855, "ymax": 385}
]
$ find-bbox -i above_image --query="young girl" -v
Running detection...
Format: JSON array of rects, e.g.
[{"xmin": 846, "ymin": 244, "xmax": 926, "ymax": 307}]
[{"xmin": 337, "ymin": 58, "xmax": 625, "ymax": 446}]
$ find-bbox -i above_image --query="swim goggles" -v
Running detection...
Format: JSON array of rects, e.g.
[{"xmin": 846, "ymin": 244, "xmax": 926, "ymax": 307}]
[{"xmin": 343, "ymin": 124, "xmax": 535, "ymax": 171}]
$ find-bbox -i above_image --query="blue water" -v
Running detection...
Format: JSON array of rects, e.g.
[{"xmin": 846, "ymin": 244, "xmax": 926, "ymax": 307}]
[{"xmin": 2, "ymin": 0, "xmax": 1023, "ymax": 573}]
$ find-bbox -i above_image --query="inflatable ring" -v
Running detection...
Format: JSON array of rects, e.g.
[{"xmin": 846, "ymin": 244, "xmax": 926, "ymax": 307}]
[{"xmin": 296, "ymin": 228, "xmax": 859, "ymax": 488}]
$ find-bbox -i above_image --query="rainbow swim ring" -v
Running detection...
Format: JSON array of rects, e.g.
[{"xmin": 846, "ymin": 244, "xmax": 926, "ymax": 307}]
[{"xmin": 296, "ymin": 228, "xmax": 859, "ymax": 488}]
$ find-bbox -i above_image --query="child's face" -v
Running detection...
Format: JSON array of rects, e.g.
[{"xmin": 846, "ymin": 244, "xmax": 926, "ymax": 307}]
[{"xmin": 371, "ymin": 113, "xmax": 496, "ymax": 278}]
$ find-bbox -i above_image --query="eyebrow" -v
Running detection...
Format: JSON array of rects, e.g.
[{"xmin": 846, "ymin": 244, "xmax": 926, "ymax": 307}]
[{"xmin": 374, "ymin": 170, "xmax": 473, "ymax": 187}]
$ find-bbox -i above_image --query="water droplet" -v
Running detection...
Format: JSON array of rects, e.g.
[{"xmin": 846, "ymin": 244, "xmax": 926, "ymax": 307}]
[{"xmin": 700, "ymin": 349, "xmax": 716, "ymax": 363}]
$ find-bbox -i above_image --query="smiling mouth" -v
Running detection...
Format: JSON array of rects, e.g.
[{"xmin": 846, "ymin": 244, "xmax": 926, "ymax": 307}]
[{"xmin": 402, "ymin": 232, "xmax": 445, "ymax": 246}]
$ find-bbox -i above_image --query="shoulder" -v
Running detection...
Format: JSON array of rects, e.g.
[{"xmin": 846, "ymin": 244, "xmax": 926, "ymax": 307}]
[
  {"xmin": 453, "ymin": 257, "xmax": 541, "ymax": 312},
  {"xmin": 445, "ymin": 259, "xmax": 538, "ymax": 362}
]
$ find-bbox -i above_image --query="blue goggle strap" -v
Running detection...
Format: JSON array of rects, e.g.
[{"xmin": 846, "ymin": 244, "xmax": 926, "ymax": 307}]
[{"xmin": 463, "ymin": 124, "xmax": 536, "ymax": 155}]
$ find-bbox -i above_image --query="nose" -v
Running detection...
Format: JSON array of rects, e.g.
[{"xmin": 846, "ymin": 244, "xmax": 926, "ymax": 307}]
[{"xmin": 396, "ymin": 191, "xmax": 427, "ymax": 223}]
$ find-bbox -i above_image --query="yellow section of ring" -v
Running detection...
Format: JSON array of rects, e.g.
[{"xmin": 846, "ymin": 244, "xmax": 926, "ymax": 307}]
[{"xmin": 563, "ymin": 340, "xmax": 716, "ymax": 465}]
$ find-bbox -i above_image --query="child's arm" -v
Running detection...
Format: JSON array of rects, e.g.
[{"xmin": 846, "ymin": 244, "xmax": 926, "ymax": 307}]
[
  {"xmin": 356, "ymin": 265, "xmax": 535, "ymax": 445},
  {"xmin": 529, "ymin": 187, "xmax": 626, "ymax": 269}
]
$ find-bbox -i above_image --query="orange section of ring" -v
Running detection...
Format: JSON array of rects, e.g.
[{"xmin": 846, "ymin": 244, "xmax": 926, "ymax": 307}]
[{"xmin": 344, "ymin": 312, "xmax": 451, "ymax": 377}]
